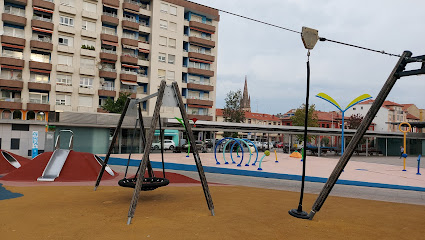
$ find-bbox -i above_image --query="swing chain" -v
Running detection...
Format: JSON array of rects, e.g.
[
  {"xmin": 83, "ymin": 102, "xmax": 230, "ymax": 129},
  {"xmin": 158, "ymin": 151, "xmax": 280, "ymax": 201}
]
[{"xmin": 307, "ymin": 50, "xmax": 310, "ymax": 61}]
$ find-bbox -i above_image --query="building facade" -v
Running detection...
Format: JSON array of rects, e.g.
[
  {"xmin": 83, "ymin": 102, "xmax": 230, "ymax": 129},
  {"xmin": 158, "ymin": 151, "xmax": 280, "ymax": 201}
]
[{"xmin": 0, "ymin": 0, "xmax": 219, "ymax": 156}]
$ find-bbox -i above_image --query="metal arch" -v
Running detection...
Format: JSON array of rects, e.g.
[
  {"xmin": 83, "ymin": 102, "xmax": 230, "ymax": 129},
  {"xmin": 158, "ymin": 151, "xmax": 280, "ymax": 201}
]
[
  {"xmin": 214, "ymin": 137, "xmax": 243, "ymax": 165},
  {"xmin": 242, "ymin": 139, "xmax": 259, "ymax": 166},
  {"xmin": 230, "ymin": 138, "xmax": 251, "ymax": 167}
]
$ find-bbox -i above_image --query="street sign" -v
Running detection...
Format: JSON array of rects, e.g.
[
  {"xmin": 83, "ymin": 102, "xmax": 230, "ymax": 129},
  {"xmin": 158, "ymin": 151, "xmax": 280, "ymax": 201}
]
[{"xmin": 32, "ymin": 131, "xmax": 38, "ymax": 158}]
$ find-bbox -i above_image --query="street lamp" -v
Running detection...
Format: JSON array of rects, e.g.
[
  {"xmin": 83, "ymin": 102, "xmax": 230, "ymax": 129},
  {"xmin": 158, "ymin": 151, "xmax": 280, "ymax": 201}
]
[{"xmin": 316, "ymin": 93, "xmax": 372, "ymax": 155}]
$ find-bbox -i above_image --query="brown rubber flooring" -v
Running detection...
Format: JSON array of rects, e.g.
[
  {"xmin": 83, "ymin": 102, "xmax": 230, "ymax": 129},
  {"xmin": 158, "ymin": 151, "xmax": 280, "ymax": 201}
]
[{"xmin": 0, "ymin": 185, "xmax": 424, "ymax": 240}]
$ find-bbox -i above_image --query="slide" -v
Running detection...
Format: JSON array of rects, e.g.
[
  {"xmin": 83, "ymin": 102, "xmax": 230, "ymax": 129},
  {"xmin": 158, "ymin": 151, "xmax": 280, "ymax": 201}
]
[
  {"xmin": 2, "ymin": 151, "xmax": 21, "ymax": 169},
  {"xmin": 37, "ymin": 149, "xmax": 71, "ymax": 182}
]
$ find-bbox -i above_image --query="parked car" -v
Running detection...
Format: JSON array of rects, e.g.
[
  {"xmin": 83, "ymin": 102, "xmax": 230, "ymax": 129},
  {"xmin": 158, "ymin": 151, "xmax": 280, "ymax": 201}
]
[
  {"xmin": 261, "ymin": 142, "xmax": 273, "ymax": 149},
  {"xmin": 151, "ymin": 139, "xmax": 175, "ymax": 150},
  {"xmin": 205, "ymin": 139, "xmax": 213, "ymax": 148},
  {"xmin": 183, "ymin": 140, "xmax": 206, "ymax": 152}
]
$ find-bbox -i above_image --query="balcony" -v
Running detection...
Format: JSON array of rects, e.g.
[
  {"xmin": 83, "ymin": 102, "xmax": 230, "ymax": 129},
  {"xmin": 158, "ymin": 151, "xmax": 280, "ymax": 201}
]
[
  {"xmin": 187, "ymin": 67, "xmax": 214, "ymax": 77},
  {"xmin": 80, "ymin": 48, "xmax": 96, "ymax": 57},
  {"xmin": 138, "ymin": 59, "xmax": 149, "ymax": 66},
  {"xmin": 0, "ymin": 56, "xmax": 24, "ymax": 68},
  {"xmin": 33, "ymin": 0, "xmax": 55, "ymax": 11},
  {"xmin": 139, "ymin": 3, "xmax": 151, "ymax": 16},
  {"xmin": 56, "ymin": 64, "xmax": 73, "ymax": 73},
  {"xmin": 82, "ymin": 10, "xmax": 97, "ymax": 20},
  {"xmin": 186, "ymin": 98, "xmax": 213, "ymax": 106},
  {"xmin": 7, "ymin": 0, "xmax": 27, "ymax": 6},
  {"xmin": 0, "ymin": 98, "xmax": 22, "ymax": 110},
  {"xmin": 123, "ymin": 0, "xmax": 140, "ymax": 12},
  {"xmin": 137, "ymin": 74, "xmax": 148, "ymax": 83},
  {"xmin": 122, "ymin": 19, "xmax": 139, "ymax": 30},
  {"xmin": 58, "ymin": 24, "xmax": 75, "ymax": 34},
  {"xmin": 99, "ymin": 69, "xmax": 117, "ymax": 79},
  {"xmin": 55, "ymin": 84, "xmax": 73, "ymax": 93},
  {"xmin": 121, "ymin": 54, "xmax": 138, "ymax": 65},
  {"xmin": 189, "ymin": 20, "xmax": 216, "ymax": 33},
  {"xmin": 29, "ymin": 61, "xmax": 52, "ymax": 71},
  {"xmin": 187, "ymin": 114, "xmax": 213, "ymax": 121},
  {"xmin": 120, "ymin": 73, "xmax": 137, "ymax": 82},
  {"xmin": 188, "ymin": 52, "xmax": 215, "ymax": 62},
  {"xmin": 0, "ymin": 78, "xmax": 23, "ymax": 89},
  {"xmin": 100, "ymin": 50, "xmax": 118, "ymax": 61},
  {"xmin": 79, "ymin": 87, "xmax": 95, "ymax": 95},
  {"xmin": 121, "ymin": 37, "xmax": 138, "ymax": 47},
  {"xmin": 139, "ymin": 24, "xmax": 150, "ymax": 34},
  {"xmin": 187, "ymin": 83, "xmax": 214, "ymax": 92},
  {"xmin": 120, "ymin": 89, "xmax": 136, "ymax": 99},
  {"xmin": 189, "ymin": 36, "xmax": 215, "ymax": 48},
  {"xmin": 101, "ymin": 33, "xmax": 118, "ymax": 43},
  {"xmin": 31, "ymin": 18, "xmax": 54, "ymax": 31},
  {"xmin": 138, "ymin": 41, "xmax": 150, "ymax": 50},
  {"xmin": 101, "ymin": 13, "xmax": 119, "ymax": 26},
  {"xmin": 98, "ymin": 89, "xmax": 116, "ymax": 97},
  {"xmin": 57, "ymin": 45, "xmax": 75, "ymax": 54},
  {"xmin": 28, "ymin": 81, "xmax": 51, "ymax": 91},
  {"xmin": 2, "ymin": 13, "xmax": 26, "ymax": 26},
  {"xmin": 1, "ymin": 35, "xmax": 26, "ymax": 46},
  {"xmin": 59, "ymin": 4, "xmax": 77, "ymax": 15},
  {"xmin": 27, "ymin": 102, "xmax": 50, "ymax": 112},
  {"xmin": 81, "ymin": 29, "xmax": 97, "ymax": 38},
  {"xmin": 30, "ymin": 39, "xmax": 53, "ymax": 51},
  {"xmin": 102, "ymin": 0, "xmax": 119, "ymax": 8},
  {"xmin": 80, "ymin": 67, "xmax": 96, "ymax": 76}
]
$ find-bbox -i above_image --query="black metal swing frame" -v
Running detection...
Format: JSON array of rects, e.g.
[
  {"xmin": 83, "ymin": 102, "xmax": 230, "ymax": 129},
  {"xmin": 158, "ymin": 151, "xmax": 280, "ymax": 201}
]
[{"xmin": 94, "ymin": 81, "xmax": 215, "ymax": 225}]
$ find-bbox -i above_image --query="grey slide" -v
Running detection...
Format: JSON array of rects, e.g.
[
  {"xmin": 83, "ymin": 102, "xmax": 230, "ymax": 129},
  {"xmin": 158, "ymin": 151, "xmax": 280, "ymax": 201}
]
[
  {"xmin": 37, "ymin": 149, "xmax": 71, "ymax": 182},
  {"xmin": 1, "ymin": 151, "xmax": 21, "ymax": 169}
]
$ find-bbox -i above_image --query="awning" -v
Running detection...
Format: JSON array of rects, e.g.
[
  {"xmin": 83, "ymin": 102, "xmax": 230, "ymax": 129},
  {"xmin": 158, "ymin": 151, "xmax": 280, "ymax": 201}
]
[
  {"xmin": 189, "ymin": 27, "xmax": 214, "ymax": 35},
  {"xmin": 1, "ymin": 43, "xmax": 24, "ymax": 49},
  {"xmin": 188, "ymin": 104, "xmax": 212, "ymax": 109},
  {"xmin": 121, "ymin": 80, "xmax": 138, "ymax": 86},
  {"xmin": 103, "ymin": 4, "xmax": 119, "ymax": 9},
  {"xmin": 32, "ymin": 27, "xmax": 53, "ymax": 34},
  {"xmin": 122, "ymin": 44, "xmax": 138, "ymax": 50},
  {"xmin": 30, "ymin": 69, "xmax": 51, "ymax": 74},
  {"xmin": 101, "ymin": 40, "xmax": 118, "ymax": 46},
  {"xmin": 122, "ymin": 64, "xmax": 139, "ymax": 69},
  {"xmin": 138, "ymin": 48, "xmax": 150, "ymax": 53},
  {"xmin": 33, "ymin": 7, "xmax": 54, "ymax": 14},
  {"xmin": 1, "ymin": 65, "xmax": 23, "ymax": 70},
  {"xmin": 189, "ymin": 58, "xmax": 212, "ymax": 64}
]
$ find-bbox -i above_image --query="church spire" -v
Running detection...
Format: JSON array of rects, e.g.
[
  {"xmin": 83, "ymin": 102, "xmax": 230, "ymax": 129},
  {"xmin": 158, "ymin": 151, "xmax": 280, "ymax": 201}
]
[{"xmin": 241, "ymin": 75, "xmax": 251, "ymax": 112}]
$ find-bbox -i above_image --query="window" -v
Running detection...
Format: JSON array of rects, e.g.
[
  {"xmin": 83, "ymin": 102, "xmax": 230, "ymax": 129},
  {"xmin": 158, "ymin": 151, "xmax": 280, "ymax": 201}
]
[
  {"xmin": 32, "ymin": 32, "xmax": 51, "ymax": 43},
  {"xmin": 12, "ymin": 111, "xmax": 22, "ymax": 120},
  {"xmin": 83, "ymin": 1, "xmax": 97, "ymax": 13},
  {"xmin": 122, "ymin": 31, "xmax": 137, "ymax": 40},
  {"xmin": 56, "ymin": 74, "xmax": 72, "ymax": 85},
  {"xmin": 82, "ymin": 20, "xmax": 96, "ymax": 31},
  {"xmin": 167, "ymin": 71, "xmax": 175, "ymax": 81},
  {"xmin": 79, "ymin": 95, "xmax": 93, "ymax": 107},
  {"xmin": 58, "ymin": 35, "xmax": 74, "ymax": 46},
  {"xmin": 169, "ymin": 6, "xmax": 177, "ymax": 16},
  {"xmin": 11, "ymin": 139, "xmax": 20, "ymax": 150},
  {"xmin": 4, "ymin": 5, "xmax": 25, "ymax": 17},
  {"xmin": 56, "ymin": 94, "xmax": 71, "ymax": 106},
  {"xmin": 102, "ymin": 26, "xmax": 116, "ymax": 35},
  {"xmin": 58, "ymin": 55, "xmax": 73, "ymax": 66},
  {"xmin": 353, "ymin": 107, "xmax": 356, "ymax": 110},
  {"xmin": 158, "ymin": 69, "xmax": 166, "ymax": 80},
  {"xmin": 169, "ymin": 22, "xmax": 177, "ymax": 32},
  {"xmin": 82, "ymin": 39, "xmax": 95, "ymax": 49},
  {"xmin": 30, "ymin": 52, "xmax": 50, "ymax": 63},
  {"xmin": 160, "ymin": 3, "xmax": 168, "ymax": 13},
  {"xmin": 30, "ymin": 73, "xmax": 49, "ymax": 83},
  {"xmin": 168, "ymin": 38, "xmax": 176, "ymax": 48},
  {"xmin": 29, "ymin": 92, "xmax": 48, "ymax": 104},
  {"xmin": 1, "ymin": 110, "xmax": 12, "ymax": 119},
  {"xmin": 80, "ymin": 77, "xmax": 94, "ymax": 88},
  {"xmin": 81, "ymin": 58, "xmax": 95, "ymax": 69},
  {"xmin": 160, "ymin": 19, "xmax": 168, "ymax": 29},
  {"xmin": 159, "ymin": 36, "xmax": 167, "ymax": 46},
  {"xmin": 0, "ymin": 69, "xmax": 22, "ymax": 80},
  {"xmin": 168, "ymin": 54, "xmax": 175, "ymax": 64},
  {"xmin": 60, "ymin": 16, "xmax": 74, "ymax": 26},
  {"xmin": 158, "ymin": 53, "xmax": 166, "ymax": 62},
  {"xmin": 3, "ymin": 26, "xmax": 24, "ymax": 38},
  {"xmin": 2, "ymin": 48, "xmax": 23, "ymax": 59}
]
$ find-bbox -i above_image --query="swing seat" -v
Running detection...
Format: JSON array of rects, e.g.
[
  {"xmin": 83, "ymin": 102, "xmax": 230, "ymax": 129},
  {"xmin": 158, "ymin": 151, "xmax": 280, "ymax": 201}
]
[{"xmin": 118, "ymin": 177, "xmax": 170, "ymax": 191}]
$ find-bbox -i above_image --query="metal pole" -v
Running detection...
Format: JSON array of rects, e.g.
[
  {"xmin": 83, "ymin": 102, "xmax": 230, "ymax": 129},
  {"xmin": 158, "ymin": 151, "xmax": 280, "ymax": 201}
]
[
  {"xmin": 366, "ymin": 138, "xmax": 369, "ymax": 157},
  {"xmin": 307, "ymin": 51, "xmax": 411, "ymax": 220},
  {"xmin": 94, "ymin": 98, "xmax": 131, "ymax": 190},
  {"xmin": 341, "ymin": 111, "xmax": 345, "ymax": 155},
  {"xmin": 385, "ymin": 138, "xmax": 388, "ymax": 157}
]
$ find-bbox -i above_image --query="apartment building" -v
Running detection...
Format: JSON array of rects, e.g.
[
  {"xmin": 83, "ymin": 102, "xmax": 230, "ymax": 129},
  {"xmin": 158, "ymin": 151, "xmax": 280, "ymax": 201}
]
[{"xmin": 0, "ymin": 0, "xmax": 219, "ymax": 156}]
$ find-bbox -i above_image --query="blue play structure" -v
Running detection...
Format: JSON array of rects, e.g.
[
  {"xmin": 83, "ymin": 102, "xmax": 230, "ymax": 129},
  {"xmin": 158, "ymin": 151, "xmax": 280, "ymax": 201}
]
[
  {"xmin": 417, "ymin": 155, "xmax": 421, "ymax": 175},
  {"xmin": 214, "ymin": 137, "xmax": 276, "ymax": 170}
]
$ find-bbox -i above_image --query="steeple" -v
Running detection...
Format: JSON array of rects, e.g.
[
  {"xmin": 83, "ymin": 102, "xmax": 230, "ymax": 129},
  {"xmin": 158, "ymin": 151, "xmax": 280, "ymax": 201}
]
[{"xmin": 241, "ymin": 75, "xmax": 251, "ymax": 112}]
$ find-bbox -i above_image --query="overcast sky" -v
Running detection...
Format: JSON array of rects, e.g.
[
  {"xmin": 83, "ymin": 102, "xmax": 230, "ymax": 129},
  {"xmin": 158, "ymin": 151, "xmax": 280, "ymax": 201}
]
[{"xmin": 193, "ymin": 0, "xmax": 425, "ymax": 114}]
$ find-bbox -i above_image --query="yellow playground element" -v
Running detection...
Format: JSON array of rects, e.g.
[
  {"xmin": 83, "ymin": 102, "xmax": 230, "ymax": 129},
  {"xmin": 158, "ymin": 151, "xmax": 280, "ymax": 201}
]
[{"xmin": 290, "ymin": 151, "xmax": 303, "ymax": 158}]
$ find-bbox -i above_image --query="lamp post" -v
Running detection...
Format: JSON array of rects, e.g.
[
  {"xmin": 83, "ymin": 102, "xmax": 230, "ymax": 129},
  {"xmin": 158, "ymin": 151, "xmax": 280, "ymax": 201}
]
[{"xmin": 316, "ymin": 93, "xmax": 372, "ymax": 155}]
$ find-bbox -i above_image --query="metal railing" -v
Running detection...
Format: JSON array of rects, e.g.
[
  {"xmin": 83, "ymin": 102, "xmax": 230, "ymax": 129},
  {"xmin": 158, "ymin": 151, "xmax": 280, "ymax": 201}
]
[
  {"xmin": 1, "ymin": 76, "xmax": 23, "ymax": 81},
  {"xmin": 121, "ymin": 70, "xmax": 138, "ymax": 75},
  {"xmin": 140, "ymin": 3, "xmax": 150, "ymax": 10},
  {"xmin": 29, "ymin": 99, "xmax": 49, "ymax": 104},
  {"xmin": 56, "ymin": 81, "xmax": 72, "ymax": 86},
  {"xmin": 29, "ymin": 79, "xmax": 49, "ymax": 83},
  {"xmin": 122, "ymin": 53, "xmax": 137, "ymax": 58},
  {"xmin": 189, "ymin": 49, "xmax": 212, "ymax": 55},
  {"xmin": 139, "ymin": 21, "xmax": 149, "ymax": 27},
  {"xmin": 187, "ymin": 96, "xmax": 212, "ymax": 101},
  {"xmin": 103, "ymin": 12, "xmax": 118, "ymax": 18},
  {"xmin": 120, "ymin": 88, "xmax": 137, "ymax": 93},
  {"xmin": 44, "ymin": 0, "xmax": 54, "ymax": 2},
  {"xmin": 138, "ymin": 73, "xmax": 148, "ymax": 77},
  {"xmin": 4, "ymin": 8, "xmax": 26, "ymax": 17},
  {"xmin": 100, "ymin": 86, "xmax": 115, "ymax": 91},
  {"xmin": 188, "ymin": 62, "xmax": 211, "ymax": 70},
  {"xmin": 124, "ymin": 0, "xmax": 139, "ymax": 5},
  {"xmin": 32, "ymin": 37, "xmax": 52, "ymax": 43},
  {"xmin": 101, "ymin": 67, "xmax": 116, "ymax": 72},
  {"xmin": 1, "ymin": 52, "xmax": 23, "ymax": 59},
  {"xmin": 188, "ymin": 111, "xmax": 211, "ymax": 116},
  {"xmin": 32, "ymin": 15, "xmax": 53, "ymax": 23},
  {"xmin": 101, "ymin": 29, "xmax": 117, "ymax": 36},
  {"xmin": 189, "ymin": 33, "xmax": 212, "ymax": 40},
  {"xmin": 190, "ymin": 17, "xmax": 213, "ymax": 26},
  {"xmin": 55, "ymin": 130, "xmax": 74, "ymax": 150},
  {"xmin": 122, "ymin": 33, "xmax": 138, "ymax": 40},
  {"xmin": 100, "ymin": 48, "xmax": 117, "ymax": 54},
  {"xmin": 123, "ymin": 17, "xmax": 138, "ymax": 23},
  {"xmin": 0, "ymin": 97, "xmax": 22, "ymax": 102},
  {"xmin": 187, "ymin": 79, "xmax": 211, "ymax": 86},
  {"xmin": 3, "ymin": 31, "xmax": 25, "ymax": 38}
]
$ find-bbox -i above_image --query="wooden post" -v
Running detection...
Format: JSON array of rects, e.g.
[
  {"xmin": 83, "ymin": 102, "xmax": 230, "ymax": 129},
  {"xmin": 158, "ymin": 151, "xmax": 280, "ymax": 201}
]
[
  {"xmin": 127, "ymin": 81, "xmax": 167, "ymax": 224},
  {"xmin": 307, "ymin": 51, "xmax": 412, "ymax": 220},
  {"xmin": 172, "ymin": 81, "xmax": 215, "ymax": 215}
]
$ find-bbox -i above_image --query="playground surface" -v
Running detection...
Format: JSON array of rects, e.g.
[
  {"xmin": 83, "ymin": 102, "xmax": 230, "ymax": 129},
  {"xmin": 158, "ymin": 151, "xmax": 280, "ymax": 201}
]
[{"xmin": 1, "ymin": 152, "xmax": 424, "ymax": 239}]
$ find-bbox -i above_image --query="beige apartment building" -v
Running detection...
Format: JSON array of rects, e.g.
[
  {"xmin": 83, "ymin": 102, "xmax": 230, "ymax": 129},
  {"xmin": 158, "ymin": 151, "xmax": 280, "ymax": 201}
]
[{"xmin": 0, "ymin": 0, "xmax": 219, "ymax": 155}]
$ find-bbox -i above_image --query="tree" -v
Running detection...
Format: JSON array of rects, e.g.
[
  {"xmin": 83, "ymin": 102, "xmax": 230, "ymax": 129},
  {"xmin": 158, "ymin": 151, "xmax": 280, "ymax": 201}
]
[
  {"xmin": 290, "ymin": 104, "xmax": 319, "ymax": 142},
  {"xmin": 101, "ymin": 92, "xmax": 132, "ymax": 113},
  {"xmin": 348, "ymin": 113, "xmax": 363, "ymax": 129},
  {"xmin": 223, "ymin": 90, "xmax": 245, "ymax": 123},
  {"xmin": 223, "ymin": 90, "xmax": 245, "ymax": 138}
]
